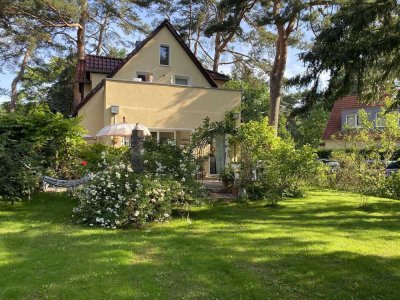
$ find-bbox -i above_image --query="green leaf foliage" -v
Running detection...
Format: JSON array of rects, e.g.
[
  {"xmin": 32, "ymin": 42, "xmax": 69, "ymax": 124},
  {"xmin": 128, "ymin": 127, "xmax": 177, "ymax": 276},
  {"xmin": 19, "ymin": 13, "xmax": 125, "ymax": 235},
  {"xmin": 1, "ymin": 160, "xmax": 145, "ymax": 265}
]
[
  {"xmin": 294, "ymin": 0, "xmax": 400, "ymax": 107},
  {"xmin": 225, "ymin": 79, "xmax": 269, "ymax": 122},
  {"xmin": 0, "ymin": 105, "xmax": 86, "ymax": 202}
]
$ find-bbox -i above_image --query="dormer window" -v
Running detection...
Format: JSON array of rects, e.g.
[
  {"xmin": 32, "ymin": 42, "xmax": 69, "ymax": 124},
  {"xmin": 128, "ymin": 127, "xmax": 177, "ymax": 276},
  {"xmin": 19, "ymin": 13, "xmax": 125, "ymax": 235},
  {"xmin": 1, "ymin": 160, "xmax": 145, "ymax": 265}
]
[
  {"xmin": 345, "ymin": 114, "xmax": 359, "ymax": 128},
  {"xmin": 160, "ymin": 45, "xmax": 170, "ymax": 66}
]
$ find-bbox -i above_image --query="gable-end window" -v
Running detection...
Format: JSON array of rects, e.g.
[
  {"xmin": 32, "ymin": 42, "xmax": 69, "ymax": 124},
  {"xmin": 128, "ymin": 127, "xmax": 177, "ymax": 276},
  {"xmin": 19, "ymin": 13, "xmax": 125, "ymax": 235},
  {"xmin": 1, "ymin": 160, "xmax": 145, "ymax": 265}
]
[
  {"xmin": 160, "ymin": 45, "xmax": 170, "ymax": 65},
  {"xmin": 174, "ymin": 75, "xmax": 190, "ymax": 86},
  {"xmin": 376, "ymin": 115, "xmax": 386, "ymax": 128},
  {"xmin": 345, "ymin": 114, "xmax": 359, "ymax": 128}
]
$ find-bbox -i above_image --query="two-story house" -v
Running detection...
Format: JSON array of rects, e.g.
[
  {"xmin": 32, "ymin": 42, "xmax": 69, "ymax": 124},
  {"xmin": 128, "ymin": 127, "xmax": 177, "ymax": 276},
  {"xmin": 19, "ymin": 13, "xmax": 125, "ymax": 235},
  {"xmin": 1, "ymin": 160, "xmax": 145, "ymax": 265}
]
[
  {"xmin": 72, "ymin": 19, "xmax": 241, "ymax": 175},
  {"xmin": 322, "ymin": 95, "xmax": 397, "ymax": 149}
]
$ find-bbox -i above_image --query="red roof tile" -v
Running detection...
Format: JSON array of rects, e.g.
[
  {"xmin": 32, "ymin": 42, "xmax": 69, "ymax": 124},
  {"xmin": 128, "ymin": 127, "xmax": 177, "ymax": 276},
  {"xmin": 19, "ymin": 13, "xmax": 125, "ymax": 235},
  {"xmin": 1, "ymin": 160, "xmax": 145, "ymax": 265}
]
[
  {"xmin": 323, "ymin": 95, "xmax": 383, "ymax": 140},
  {"xmin": 77, "ymin": 55, "xmax": 124, "ymax": 83},
  {"xmin": 206, "ymin": 69, "xmax": 230, "ymax": 81},
  {"xmin": 85, "ymin": 55, "xmax": 123, "ymax": 72}
]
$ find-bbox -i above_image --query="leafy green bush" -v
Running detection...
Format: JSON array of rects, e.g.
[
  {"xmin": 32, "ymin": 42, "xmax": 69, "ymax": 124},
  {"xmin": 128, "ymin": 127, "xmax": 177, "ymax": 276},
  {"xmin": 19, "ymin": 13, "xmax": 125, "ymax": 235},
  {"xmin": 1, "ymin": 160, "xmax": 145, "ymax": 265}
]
[
  {"xmin": 143, "ymin": 138, "xmax": 198, "ymax": 185},
  {"xmin": 74, "ymin": 142, "xmax": 129, "ymax": 173},
  {"xmin": 382, "ymin": 172, "xmax": 400, "ymax": 199},
  {"xmin": 255, "ymin": 142, "xmax": 319, "ymax": 204},
  {"xmin": 234, "ymin": 119, "xmax": 320, "ymax": 204},
  {"xmin": 0, "ymin": 105, "xmax": 85, "ymax": 202}
]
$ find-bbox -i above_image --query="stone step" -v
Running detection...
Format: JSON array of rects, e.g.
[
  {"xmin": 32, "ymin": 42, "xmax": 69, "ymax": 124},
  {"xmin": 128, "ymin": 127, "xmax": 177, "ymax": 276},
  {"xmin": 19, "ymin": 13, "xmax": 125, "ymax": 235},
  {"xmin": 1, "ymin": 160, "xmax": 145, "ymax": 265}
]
[{"xmin": 208, "ymin": 192, "xmax": 237, "ymax": 200}]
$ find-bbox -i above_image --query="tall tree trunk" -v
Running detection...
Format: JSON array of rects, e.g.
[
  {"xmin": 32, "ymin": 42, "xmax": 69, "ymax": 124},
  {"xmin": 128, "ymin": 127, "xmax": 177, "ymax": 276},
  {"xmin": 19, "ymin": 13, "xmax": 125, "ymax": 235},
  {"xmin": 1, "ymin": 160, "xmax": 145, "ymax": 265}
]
[
  {"xmin": 10, "ymin": 46, "xmax": 32, "ymax": 112},
  {"xmin": 269, "ymin": 23, "xmax": 288, "ymax": 135},
  {"xmin": 213, "ymin": 43, "xmax": 220, "ymax": 72},
  {"xmin": 95, "ymin": 16, "xmax": 108, "ymax": 56},
  {"xmin": 73, "ymin": 0, "xmax": 87, "ymax": 109},
  {"xmin": 188, "ymin": 0, "xmax": 192, "ymax": 49},
  {"xmin": 213, "ymin": 31, "xmax": 221, "ymax": 72}
]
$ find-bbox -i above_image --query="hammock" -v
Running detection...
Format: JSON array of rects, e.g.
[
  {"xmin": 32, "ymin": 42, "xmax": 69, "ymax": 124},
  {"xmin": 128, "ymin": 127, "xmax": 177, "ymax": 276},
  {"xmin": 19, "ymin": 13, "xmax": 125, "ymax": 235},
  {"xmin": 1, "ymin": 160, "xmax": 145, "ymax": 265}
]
[{"xmin": 42, "ymin": 174, "xmax": 93, "ymax": 188}]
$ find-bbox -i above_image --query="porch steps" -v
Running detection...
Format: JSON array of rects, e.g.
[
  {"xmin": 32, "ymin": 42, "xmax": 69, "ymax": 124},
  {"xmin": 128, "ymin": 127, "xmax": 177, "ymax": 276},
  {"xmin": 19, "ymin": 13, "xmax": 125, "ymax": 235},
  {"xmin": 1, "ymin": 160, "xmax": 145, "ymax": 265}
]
[
  {"xmin": 202, "ymin": 177, "xmax": 237, "ymax": 200},
  {"xmin": 208, "ymin": 192, "xmax": 237, "ymax": 201}
]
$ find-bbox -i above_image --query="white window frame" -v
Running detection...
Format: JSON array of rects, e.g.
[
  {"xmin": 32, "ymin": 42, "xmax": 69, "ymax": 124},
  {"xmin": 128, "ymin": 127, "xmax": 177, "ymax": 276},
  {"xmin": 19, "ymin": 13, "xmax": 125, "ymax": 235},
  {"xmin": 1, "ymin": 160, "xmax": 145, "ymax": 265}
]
[
  {"xmin": 174, "ymin": 75, "xmax": 191, "ymax": 86},
  {"xmin": 345, "ymin": 114, "xmax": 359, "ymax": 128},
  {"xmin": 150, "ymin": 130, "xmax": 176, "ymax": 143},
  {"xmin": 159, "ymin": 44, "xmax": 170, "ymax": 66}
]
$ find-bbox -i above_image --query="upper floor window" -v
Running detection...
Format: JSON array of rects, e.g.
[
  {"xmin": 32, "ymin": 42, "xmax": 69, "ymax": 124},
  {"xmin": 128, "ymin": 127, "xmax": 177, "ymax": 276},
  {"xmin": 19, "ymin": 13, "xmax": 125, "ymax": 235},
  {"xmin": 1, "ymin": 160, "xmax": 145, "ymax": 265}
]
[
  {"xmin": 160, "ymin": 45, "xmax": 170, "ymax": 65},
  {"xmin": 345, "ymin": 114, "xmax": 359, "ymax": 128},
  {"xmin": 174, "ymin": 75, "xmax": 190, "ymax": 86}
]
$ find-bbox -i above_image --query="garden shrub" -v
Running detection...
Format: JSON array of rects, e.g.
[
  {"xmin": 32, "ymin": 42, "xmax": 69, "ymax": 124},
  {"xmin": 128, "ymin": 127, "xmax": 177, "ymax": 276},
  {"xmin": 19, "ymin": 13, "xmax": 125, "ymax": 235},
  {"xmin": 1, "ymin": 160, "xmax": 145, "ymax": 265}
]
[
  {"xmin": 234, "ymin": 119, "xmax": 320, "ymax": 204},
  {"xmin": 328, "ymin": 149, "xmax": 386, "ymax": 196},
  {"xmin": 72, "ymin": 141, "xmax": 206, "ymax": 228},
  {"xmin": 382, "ymin": 172, "xmax": 400, "ymax": 199},
  {"xmin": 255, "ymin": 142, "xmax": 319, "ymax": 204},
  {"xmin": 322, "ymin": 108, "xmax": 400, "ymax": 201},
  {"xmin": 0, "ymin": 105, "xmax": 85, "ymax": 203},
  {"xmin": 74, "ymin": 142, "xmax": 129, "ymax": 173},
  {"xmin": 71, "ymin": 158, "xmax": 178, "ymax": 228},
  {"xmin": 142, "ymin": 138, "xmax": 205, "ymax": 202}
]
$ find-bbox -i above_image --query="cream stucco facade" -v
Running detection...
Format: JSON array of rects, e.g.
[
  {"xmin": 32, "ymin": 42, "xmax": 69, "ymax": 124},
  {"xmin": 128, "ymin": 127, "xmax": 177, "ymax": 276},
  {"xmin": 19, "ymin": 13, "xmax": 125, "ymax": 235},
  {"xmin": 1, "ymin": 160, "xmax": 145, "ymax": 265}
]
[{"xmin": 76, "ymin": 20, "xmax": 241, "ymax": 174}]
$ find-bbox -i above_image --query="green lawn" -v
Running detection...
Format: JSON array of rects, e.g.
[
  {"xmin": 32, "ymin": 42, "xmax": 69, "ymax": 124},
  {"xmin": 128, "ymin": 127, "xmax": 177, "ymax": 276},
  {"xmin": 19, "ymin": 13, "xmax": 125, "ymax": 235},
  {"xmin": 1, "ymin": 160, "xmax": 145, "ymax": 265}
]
[{"xmin": 1, "ymin": 190, "xmax": 399, "ymax": 299}]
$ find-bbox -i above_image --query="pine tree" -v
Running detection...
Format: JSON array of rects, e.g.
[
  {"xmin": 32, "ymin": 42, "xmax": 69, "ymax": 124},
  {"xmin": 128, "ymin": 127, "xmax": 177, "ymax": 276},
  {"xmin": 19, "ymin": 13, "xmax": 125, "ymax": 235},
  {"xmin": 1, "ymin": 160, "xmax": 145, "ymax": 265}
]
[{"xmin": 294, "ymin": 0, "xmax": 400, "ymax": 108}]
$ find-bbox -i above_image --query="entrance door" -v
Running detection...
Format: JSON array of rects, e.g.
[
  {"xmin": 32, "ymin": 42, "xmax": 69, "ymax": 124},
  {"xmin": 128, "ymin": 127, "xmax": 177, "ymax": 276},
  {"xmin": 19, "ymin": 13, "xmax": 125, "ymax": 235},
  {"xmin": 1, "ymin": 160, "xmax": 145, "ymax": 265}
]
[
  {"xmin": 209, "ymin": 135, "xmax": 225, "ymax": 174},
  {"xmin": 209, "ymin": 155, "xmax": 217, "ymax": 174}
]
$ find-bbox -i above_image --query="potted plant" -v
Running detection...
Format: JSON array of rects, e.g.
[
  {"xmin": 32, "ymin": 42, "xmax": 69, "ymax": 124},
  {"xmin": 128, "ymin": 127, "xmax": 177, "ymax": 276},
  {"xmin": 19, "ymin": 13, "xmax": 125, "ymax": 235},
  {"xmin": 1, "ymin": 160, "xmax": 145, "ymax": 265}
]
[{"xmin": 220, "ymin": 166, "xmax": 235, "ymax": 189}]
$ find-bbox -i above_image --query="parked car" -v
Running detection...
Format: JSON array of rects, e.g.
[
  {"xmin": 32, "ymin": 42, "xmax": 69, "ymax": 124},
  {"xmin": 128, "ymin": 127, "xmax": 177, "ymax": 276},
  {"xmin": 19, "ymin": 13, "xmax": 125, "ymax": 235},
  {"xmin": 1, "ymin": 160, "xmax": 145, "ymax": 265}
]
[
  {"xmin": 385, "ymin": 161, "xmax": 400, "ymax": 176},
  {"xmin": 317, "ymin": 159, "xmax": 340, "ymax": 171}
]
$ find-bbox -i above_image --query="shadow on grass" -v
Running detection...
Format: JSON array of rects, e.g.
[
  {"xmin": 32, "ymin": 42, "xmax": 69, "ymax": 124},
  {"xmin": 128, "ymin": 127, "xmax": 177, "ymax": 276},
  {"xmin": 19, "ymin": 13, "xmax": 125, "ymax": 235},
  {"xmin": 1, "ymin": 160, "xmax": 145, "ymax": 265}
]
[
  {"xmin": 186, "ymin": 195, "xmax": 400, "ymax": 233},
  {"xmin": 1, "ymin": 192, "xmax": 399, "ymax": 299}
]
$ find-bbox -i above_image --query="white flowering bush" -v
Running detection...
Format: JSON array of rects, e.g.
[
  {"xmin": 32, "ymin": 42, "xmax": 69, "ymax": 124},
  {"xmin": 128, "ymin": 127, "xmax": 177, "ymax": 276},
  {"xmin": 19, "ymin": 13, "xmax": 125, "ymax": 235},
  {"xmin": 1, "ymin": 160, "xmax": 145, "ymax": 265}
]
[
  {"xmin": 143, "ymin": 138, "xmax": 196, "ymax": 182},
  {"xmin": 142, "ymin": 138, "xmax": 206, "ymax": 204},
  {"xmin": 72, "ymin": 151, "xmax": 204, "ymax": 229}
]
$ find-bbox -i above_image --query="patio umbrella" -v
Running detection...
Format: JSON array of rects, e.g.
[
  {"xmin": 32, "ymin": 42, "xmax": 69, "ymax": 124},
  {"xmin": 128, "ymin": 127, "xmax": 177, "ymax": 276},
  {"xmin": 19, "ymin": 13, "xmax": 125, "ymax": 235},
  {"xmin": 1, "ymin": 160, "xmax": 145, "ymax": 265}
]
[{"xmin": 95, "ymin": 122, "xmax": 151, "ymax": 137}]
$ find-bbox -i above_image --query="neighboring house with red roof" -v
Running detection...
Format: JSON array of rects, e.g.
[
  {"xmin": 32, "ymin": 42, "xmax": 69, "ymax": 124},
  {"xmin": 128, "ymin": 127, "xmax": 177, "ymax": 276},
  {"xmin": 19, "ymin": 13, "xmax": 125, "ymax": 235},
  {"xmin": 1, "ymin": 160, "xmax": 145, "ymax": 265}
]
[
  {"xmin": 73, "ymin": 19, "xmax": 241, "ymax": 175},
  {"xmin": 321, "ymin": 94, "xmax": 396, "ymax": 149}
]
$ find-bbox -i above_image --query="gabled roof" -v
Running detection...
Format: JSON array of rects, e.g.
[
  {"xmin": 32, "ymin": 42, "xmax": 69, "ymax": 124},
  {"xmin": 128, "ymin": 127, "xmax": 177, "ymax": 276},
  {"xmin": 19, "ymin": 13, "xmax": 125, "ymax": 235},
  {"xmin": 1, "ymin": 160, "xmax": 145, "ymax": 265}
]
[
  {"xmin": 323, "ymin": 95, "xmax": 383, "ymax": 140},
  {"xmin": 73, "ymin": 19, "xmax": 220, "ymax": 115}
]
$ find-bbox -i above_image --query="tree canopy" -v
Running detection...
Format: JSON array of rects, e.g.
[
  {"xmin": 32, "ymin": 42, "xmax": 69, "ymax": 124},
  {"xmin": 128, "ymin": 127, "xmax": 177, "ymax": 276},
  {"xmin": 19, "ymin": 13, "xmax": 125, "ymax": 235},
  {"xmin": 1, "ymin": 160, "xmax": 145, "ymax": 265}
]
[{"xmin": 294, "ymin": 0, "xmax": 400, "ymax": 108}]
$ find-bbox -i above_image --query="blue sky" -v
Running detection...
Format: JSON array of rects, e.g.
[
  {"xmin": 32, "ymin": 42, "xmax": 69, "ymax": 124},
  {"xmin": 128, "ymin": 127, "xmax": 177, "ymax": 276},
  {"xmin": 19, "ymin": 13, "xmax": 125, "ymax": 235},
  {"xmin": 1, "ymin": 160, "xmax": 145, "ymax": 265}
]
[{"xmin": 0, "ymin": 13, "xmax": 311, "ymax": 104}]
